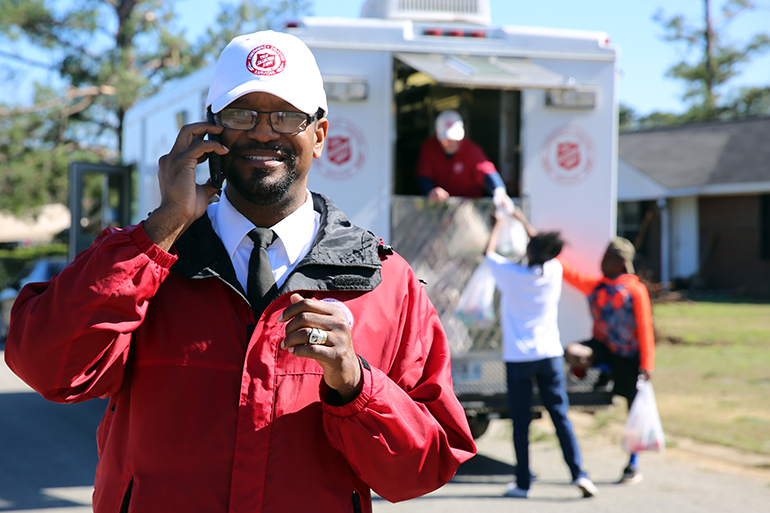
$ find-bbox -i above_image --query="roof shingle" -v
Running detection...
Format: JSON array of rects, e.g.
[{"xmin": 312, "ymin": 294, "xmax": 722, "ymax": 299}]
[{"xmin": 619, "ymin": 117, "xmax": 770, "ymax": 190}]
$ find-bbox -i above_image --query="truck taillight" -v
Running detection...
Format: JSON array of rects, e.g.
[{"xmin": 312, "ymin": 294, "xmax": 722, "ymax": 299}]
[{"xmin": 423, "ymin": 28, "xmax": 487, "ymax": 38}]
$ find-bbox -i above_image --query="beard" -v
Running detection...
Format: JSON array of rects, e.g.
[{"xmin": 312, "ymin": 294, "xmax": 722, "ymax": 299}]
[{"xmin": 223, "ymin": 141, "xmax": 299, "ymax": 206}]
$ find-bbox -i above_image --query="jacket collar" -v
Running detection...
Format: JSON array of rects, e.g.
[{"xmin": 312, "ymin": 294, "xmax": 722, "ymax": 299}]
[{"xmin": 171, "ymin": 192, "xmax": 382, "ymax": 293}]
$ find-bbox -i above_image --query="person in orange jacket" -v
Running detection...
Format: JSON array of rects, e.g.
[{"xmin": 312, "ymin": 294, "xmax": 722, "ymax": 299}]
[{"xmin": 560, "ymin": 237, "xmax": 654, "ymax": 484}]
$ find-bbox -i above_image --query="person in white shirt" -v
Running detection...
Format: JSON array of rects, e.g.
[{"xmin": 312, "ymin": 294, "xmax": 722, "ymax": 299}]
[{"xmin": 485, "ymin": 208, "xmax": 597, "ymax": 499}]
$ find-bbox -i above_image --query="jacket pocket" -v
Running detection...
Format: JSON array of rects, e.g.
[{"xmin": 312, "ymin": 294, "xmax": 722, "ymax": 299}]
[{"xmin": 119, "ymin": 477, "xmax": 133, "ymax": 513}]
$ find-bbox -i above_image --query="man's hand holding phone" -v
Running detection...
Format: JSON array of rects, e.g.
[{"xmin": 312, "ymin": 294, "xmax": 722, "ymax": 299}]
[
  {"xmin": 206, "ymin": 109, "xmax": 224, "ymax": 189},
  {"xmin": 144, "ymin": 121, "xmax": 229, "ymax": 252}
]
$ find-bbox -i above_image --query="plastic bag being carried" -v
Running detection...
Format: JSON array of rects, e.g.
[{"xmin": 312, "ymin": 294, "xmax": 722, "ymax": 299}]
[
  {"xmin": 454, "ymin": 260, "xmax": 496, "ymax": 329},
  {"xmin": 495, "ymin": 214, "xmax": 529, "ymax": 262},
  {"xmin": 622, "ymin": 379, "xmax": 665, "ymax": 453}
]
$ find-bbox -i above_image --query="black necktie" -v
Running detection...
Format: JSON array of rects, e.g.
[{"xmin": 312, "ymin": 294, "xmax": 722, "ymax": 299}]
[{"xmin": 247, "ymin": 228, "xmax": 278, "ymax": 316}]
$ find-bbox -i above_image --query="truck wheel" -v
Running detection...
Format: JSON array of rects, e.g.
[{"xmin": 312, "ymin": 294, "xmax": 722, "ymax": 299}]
[{"xmin": 466, "ymin": 414, "xmax": 490, "ymax": 439}]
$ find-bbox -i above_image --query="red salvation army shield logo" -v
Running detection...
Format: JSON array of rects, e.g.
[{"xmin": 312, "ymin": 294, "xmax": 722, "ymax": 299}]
[
  {"xmin": 328, "ymin": 136, "xmax": 352, "ymax": 165},
  {"xmin": 540, "ymin": 125, "xmax": 595, "ymax": 185},
  {"xmin": 557, "ymin": 142, "xmax": 580, "ymax": 170},
  {"xmin": 316, "ymin": 118, "xmax": 366, "ymax": 180},
  {"xmin": 246, "ymin": 45, "xmax": 286, "ymax": 76}
]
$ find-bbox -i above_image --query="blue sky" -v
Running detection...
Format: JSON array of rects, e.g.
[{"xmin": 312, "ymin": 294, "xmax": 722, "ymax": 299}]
[
  {"xmin": 3, "ymin": 0, "xmax": 769, "ymax": 116},
  {"xmin": 175, "ymin": 0, "xmax": 770, "ymax": 116}
]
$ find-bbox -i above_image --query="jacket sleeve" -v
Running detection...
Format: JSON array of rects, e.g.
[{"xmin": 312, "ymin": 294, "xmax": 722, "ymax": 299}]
[
  {"xmin": 630, "ymin": 281, "xmax": 655, "ymax": 372},
  {"xmin": 4, "ymin": 223, "xmax": 177, "ymax": 403},
  {"xmin": 321, "ymin": 264, "xmax": 476, "ymax": 503},
  {"xmin": 415, "ymin": 138, "xmax": 437, "ymax": 182},
  {"xmin": 557, "ymin": 256, "xmax": 601, "ymax": 296},
  {"xmin": 468, "ymin": 141, "xmax": 498, "ymax": 187}
]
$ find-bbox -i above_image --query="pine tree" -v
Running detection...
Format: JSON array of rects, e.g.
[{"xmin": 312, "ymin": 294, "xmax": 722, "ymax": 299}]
[
  {"xmin": 640, "ymin": 0, "xmax": 770, "ymax": 127},
  {"xmin": 0, "ymin": 0, "xmax": 309, "ymax": 215}
]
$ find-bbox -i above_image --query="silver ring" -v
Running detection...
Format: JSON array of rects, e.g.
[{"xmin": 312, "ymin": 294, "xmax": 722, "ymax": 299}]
[{"xmin": 308, "ymin": 327, "xmax": 328, "ymax": 345}]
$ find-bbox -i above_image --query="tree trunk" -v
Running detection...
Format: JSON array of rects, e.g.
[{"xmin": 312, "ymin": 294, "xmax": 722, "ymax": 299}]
[{"xmin": 704, "ymin": 0, "xmax": 715, "ymax": 109}]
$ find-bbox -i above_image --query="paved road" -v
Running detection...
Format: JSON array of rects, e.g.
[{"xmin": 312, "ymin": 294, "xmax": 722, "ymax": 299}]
[
  {"xmin": 1, "ymin": 350, "xmax": 103, "ymax": 511},
  {"xmin": 2, "ymin": 349, "xmax": 769, "ymax": 512},
  {"xmin": 374, "ymin": 418, "xmax": 770, "ymax": 513}
]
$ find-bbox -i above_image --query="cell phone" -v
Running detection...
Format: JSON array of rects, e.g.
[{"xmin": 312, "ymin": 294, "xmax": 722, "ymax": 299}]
[{"xmin": 206, "ymin": 108, "xmax": 223, "ymax": 189}]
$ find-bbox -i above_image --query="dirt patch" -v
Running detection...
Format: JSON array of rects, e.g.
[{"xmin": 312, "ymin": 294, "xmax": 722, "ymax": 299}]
[
  {"xmin": 664, "ymin": 436, "xmax": 770, "ymax": 483},
  {"xmin": 656, "ymin": 335, "xmax": 734, "ymax": 347}
]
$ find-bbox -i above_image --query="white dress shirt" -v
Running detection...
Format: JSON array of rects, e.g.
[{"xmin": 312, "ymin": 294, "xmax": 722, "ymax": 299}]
[{"xmin": 207, "ymin": 188, "xmax": 320, "ymax": 293}]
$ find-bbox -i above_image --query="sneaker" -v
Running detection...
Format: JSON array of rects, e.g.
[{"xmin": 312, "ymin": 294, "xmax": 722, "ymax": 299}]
[
  {"xmin": 573, "ymin": 477, "xmax": 599, "ymax": 497},
  {"xmin": 620, "ymin": 465, "xmax": 643, "ymax": 484},
  {"xmin": 503, "ymin": 482, "xmax": 529, "ymax": 498}
]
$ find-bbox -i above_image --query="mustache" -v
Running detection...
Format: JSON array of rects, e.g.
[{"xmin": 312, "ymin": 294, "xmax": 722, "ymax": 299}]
[{"xmin": 232, "ymin": 141, "xmax": 295, "ymax": 158}]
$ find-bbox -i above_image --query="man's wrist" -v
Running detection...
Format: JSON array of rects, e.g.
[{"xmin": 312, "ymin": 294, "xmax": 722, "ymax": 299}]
[
  {"xmin": 143, "ymin": 205, "xmax": 192, "ymax": 252},
  {"xmin": 326, "ymin": 354, "xmax": 366, "ymax": 405}
]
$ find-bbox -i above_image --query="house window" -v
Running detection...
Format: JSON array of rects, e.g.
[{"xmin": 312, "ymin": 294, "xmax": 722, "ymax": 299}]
[
  {"xmin": 760, "ymin": 194, "xmax": 770, "ymax": 260},
  {"xmin": 617, "ymin": 201, "xmax": 653, "ymax": 257},
  {"xmin": 618, "ymin": 201, "xmax": 641, "ymax": 244}
]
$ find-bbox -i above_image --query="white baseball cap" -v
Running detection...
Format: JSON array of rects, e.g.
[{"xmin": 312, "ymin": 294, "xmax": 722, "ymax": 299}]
[
  {"xmin": 435, "ymin": 110, "xmax": 465, "ymax": 141},
  {"xmin": 205, "ymin": 30, "xmax": 328, "ymax": 117}
]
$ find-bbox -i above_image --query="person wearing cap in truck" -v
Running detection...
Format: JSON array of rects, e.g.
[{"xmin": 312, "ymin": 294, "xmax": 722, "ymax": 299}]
[
  {"xmin": 416, "ymin": 109, "xmax": 513, "ymax": 212},
  {"xmin": 484, "ymin": 207, "xmax": 599, "ymax": 500},
  {"xmin": 5, "ymin": 30, "xmax": 476, "ymax": 513},
  {"xmin": 560, "ymin": 237, "xmax": 655, "ymax": 485}
]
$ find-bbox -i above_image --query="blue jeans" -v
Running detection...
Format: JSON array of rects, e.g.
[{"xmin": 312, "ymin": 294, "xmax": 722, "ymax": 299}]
[{"xmin": 506, "ymin": 357, "xmax": 587, "ymax": 489}]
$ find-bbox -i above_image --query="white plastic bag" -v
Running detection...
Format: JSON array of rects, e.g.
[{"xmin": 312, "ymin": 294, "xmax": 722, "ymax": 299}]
[
  {"xmin": 495, "ymin": 215, "xmax": 529, "ymax": 262},
  {"xmin": 622, "ymin": 379, "xmax": 665, "ymax": 453},
  {"xmin": 454, "ymin": 260, "xmax": 496, "ymax": 329}
]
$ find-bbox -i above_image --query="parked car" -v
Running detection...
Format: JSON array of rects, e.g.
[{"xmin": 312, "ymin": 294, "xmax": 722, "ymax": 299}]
[{"xmin": 0, "ymin": 257, "xmax": 68, "ymax": 343}]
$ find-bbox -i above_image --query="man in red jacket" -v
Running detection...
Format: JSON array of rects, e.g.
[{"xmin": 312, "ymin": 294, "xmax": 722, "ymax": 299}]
[
  {"xmin": 5, "ymin": 30, "xmax": 475, "ymax": 512},
  {"xmin": 416, "ymin": 109, "xmax": 512, "ymax": 210},
  {"xmin": 560, "ymin": 237, "xmax": 654, "ymax": 485}
]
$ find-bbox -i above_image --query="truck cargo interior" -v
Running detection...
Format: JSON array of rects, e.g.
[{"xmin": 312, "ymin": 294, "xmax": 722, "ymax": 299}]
[{"xmin": 393, "ymin": 58, "xmax": 522, "ymax": 198}]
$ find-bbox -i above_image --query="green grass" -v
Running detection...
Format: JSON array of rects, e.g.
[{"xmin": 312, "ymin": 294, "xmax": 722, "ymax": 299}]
[{"xmin": 651, "ymin": 299, "xmax": 770, "ymax": 454}]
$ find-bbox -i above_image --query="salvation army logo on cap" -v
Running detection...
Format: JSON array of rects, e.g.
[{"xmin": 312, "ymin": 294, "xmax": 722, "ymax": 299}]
[
  {"xmin": 206, "ymin": 31, "xmax": 327, "ymax": 116},
  {"xmin": 246, "ymin": 44, "xmax": 286, "ymax": 76}
]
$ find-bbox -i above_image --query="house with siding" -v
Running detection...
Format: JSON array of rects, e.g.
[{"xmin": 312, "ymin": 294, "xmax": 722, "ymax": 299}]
[{"xmin": 617, "ymin": 116, "xmax": 770, "ymax": 296}]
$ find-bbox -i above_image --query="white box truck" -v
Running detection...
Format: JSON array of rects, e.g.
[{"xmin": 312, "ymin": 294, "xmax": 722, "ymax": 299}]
[{"xmin": 123, "ymin": 0, "xmax": 619, "ymax": 437}]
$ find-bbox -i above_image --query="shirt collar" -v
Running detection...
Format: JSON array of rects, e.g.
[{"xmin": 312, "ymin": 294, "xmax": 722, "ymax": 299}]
[
  {"xmin": 211, "ymin": 191, "xmax": 255, "ymax": 263},
  {"xmin": 210, "ymin": 188, "xmax": 316, "ymax": 266}
]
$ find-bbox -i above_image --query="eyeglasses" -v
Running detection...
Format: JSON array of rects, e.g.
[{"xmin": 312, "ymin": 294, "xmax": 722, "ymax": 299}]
[{"xmin": 216, "ymin": 108, "xmax": 316, "ymax": 134}]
